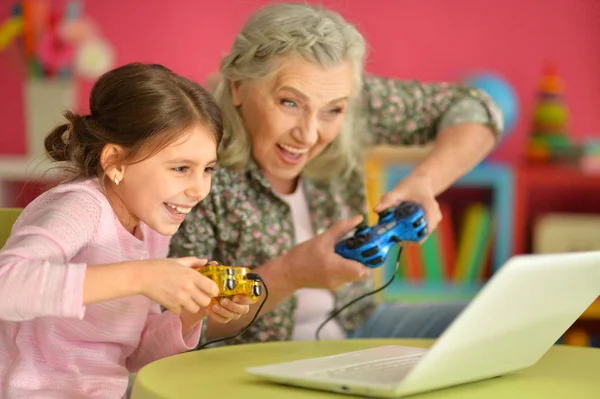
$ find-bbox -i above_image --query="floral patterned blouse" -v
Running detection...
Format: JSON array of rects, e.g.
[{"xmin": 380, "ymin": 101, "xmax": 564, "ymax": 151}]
[{"xmin": 168, "ymin": 75, "xmax": 503, "ymax": 347}]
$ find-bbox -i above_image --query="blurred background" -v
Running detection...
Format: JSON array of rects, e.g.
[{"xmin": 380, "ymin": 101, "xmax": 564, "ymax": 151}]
[{"xmin": 1, "ymin": 0, "xmax": 599, "ymax": 346}]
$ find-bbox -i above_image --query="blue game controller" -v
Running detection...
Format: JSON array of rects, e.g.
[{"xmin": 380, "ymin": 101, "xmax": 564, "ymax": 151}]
[{"xmin": 334, "ymin": 201, "xmax": 428, "ymax": 268}]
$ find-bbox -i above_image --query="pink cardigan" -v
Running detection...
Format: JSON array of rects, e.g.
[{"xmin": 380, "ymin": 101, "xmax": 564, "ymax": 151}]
[{"xmin": 0, "ymin": 179, "xmax": 201, "ymax": 398}]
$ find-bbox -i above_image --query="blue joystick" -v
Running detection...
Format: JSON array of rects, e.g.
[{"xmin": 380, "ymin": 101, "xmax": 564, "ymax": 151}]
[{"xmin": 334, "ymin": 201, "xmax": 428, "ymax": 268}]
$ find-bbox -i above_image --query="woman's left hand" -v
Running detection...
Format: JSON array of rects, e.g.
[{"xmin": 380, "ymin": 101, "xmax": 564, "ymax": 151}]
[{"xmin": 374, "ymin": 174, "xmax": 442, "ymax": 240}]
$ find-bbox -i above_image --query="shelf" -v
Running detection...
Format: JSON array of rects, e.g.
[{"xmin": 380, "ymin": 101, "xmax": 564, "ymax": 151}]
[
  {"xmin": 516, "ymin": 163, "xmax": 600, "ymax": 187},
  {"xmin": 581, "ymin": 299, "xmax": 600, "ymax": 320},
  {"xmin": 513, "ymin": 163, "xmax": 600, "ymax": 254}
]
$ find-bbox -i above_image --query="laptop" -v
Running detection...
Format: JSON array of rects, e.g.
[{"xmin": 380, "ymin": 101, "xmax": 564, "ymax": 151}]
[{"xmin": 246, "ymin": 251, "xmax": 600, "ymax": 397}]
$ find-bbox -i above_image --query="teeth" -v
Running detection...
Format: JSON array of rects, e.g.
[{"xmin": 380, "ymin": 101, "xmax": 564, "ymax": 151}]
[
  {"xmin": 278, "ymin": 143, "xmax": 308, "ymax": 154},
  {"xmin": 165, "ymin": 203, "xmax": 192, "ymax": 214}
]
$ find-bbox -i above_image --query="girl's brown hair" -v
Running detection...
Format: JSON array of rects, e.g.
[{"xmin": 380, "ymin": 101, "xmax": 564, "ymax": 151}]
[{"xmin": 44, "ymin": 62, "xmax": 223, "ymax": 182}]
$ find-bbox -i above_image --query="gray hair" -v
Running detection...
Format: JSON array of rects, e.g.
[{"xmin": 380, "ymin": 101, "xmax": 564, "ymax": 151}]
[{"xmin": 213, "ymin": 2, "xmax": 367, "ymax": 180}]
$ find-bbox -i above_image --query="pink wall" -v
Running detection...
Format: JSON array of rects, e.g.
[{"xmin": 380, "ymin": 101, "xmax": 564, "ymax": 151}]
[{"xmin": 1, "ymin": 0, "xmax": 599, "ymax": 164}]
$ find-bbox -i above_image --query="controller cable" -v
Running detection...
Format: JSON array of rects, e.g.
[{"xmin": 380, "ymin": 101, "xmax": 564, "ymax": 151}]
[
  {"xmin": 315, "ymin": 246, "xmax": 403, "ymax": 341},
  {"xmin": 196, "ymin": 273, "xmax": 269, "ymax": 350}
]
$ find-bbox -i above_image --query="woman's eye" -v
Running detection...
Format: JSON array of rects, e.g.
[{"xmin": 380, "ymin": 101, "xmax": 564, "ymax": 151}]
[
  {"xmin": 172, "ymin": 166, "xmax": 189, "ymax": 173},
  {"xmin": 280, "ymin": 99, "xmax": 297, "ymax": 108}
]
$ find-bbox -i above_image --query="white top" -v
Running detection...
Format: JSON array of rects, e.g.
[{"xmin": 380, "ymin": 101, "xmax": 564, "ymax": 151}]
[{"xmin": 277, "ymin": 181, "xmax": 346, "ymax": 341}]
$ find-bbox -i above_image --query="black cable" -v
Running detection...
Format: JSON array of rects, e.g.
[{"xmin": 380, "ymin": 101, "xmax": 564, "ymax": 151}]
[
  {"xmin": 315, "ymin": 246, "xmax": 403, "ymax": 341},
  {"xmin": 196, "ymin": 273, "xmax": 268, "ymax": 350}
]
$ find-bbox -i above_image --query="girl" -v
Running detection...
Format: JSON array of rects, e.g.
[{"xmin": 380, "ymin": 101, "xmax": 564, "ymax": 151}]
[{"xmin": 0, "ymin": 63, "xmax": 252, "ymax": 398}]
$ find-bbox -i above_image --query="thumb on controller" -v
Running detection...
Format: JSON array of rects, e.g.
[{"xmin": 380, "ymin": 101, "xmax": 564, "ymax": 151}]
[
  {"xmin": 374, "ymin": 191, "xmax": 404, "ymax": 213},
  {"xmin": 327, "ymin": 215, "xmax": 364, "ymax": 242},
  {"xmin": 176, "ymin": 257, "xmax": 209, "ymax": 268}
]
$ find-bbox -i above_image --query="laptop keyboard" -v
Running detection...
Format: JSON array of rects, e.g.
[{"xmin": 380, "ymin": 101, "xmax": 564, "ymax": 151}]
[{"xmin": 310, "ymin": 353, "xmax": 424, "ymax": 385}]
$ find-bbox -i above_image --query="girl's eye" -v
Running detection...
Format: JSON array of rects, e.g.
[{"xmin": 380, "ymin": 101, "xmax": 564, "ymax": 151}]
[
  {"xmin": 204, "ymin": 165, "xmax": 217, "ymax": 174},
  {"xmin": 172, "ymin": 166, "xmax": 189, "ymax": 173},
  {"xmin": 329, "ymin": 107, "xmax": 343, "ymax": 115}
]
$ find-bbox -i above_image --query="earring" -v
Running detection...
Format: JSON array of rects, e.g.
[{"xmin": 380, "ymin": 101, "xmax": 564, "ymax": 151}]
[{"xmin": 113, "ymin": 175, "xmax": 120, "ymax": 186}]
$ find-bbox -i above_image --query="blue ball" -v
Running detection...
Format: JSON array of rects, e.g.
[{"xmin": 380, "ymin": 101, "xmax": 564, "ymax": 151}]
[{"xmin": 465, "ymin": 73, "xmax": 519, "ymax": 136}]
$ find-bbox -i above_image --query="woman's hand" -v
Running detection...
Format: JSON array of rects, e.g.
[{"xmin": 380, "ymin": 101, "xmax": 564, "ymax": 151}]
[
  {"xmin": 374, "ymin": 174, "xmax": 442, "ymax": 239},
  {"xmin": 282, "ymin": 215, "xmax": 372, "ymax": 291}
]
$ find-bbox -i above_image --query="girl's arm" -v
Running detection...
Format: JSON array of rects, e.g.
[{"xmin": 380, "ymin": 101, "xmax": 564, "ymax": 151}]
[
  {"xmin": 126, "ymin": 304, "xmax": 203, "ymax": 372},
  {"xmin": 0, "ymin": 189, "xmax": 139, "ymax": 321}
]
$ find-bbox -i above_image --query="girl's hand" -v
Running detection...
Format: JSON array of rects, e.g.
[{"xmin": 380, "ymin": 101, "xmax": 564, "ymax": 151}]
[
  {"xmin": 179, "ymin": 295, "xmax": 254, "ymax": 335},
  {"xmin": 199, "ymin": 260, "xmax": 255, "ymax": 323},
  {"xmin": 207, "ymin": 295, "xmax": 255, "ymax": 324},
  {"xmin": 135, "ymin": 257, "xmax": 220, "ymax": 314},
  {"xmin": 374, "ymin": 174, "xmax": 442, "ymax": 239}
]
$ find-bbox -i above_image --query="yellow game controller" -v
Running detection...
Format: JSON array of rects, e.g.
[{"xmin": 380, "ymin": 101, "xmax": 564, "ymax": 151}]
[{"xmin": 196, "ymin": 264, "xmax": 262, "ymax": 301}]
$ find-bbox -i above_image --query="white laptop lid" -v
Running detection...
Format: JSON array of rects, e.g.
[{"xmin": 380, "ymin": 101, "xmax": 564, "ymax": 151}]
[{"xmin": 397, "ymin": 251, "xmax": 600, "ymax": 396}]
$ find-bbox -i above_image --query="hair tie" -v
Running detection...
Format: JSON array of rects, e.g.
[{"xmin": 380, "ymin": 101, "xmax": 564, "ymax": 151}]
[{"xmin": 61, "ymin": 124, "xmax": 73, "ymax": 145}]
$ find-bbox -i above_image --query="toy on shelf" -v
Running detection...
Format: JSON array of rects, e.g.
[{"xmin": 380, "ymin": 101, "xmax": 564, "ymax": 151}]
[
  {"xmin": 0, "ymin": 1, "xmax": 116, "ymax": 158},
  {"xmin": 579, "ymin": 140, "xmax": 600, "ymax": 174},
  {"xmin": 525, "ymin": 63, "xmax": 579, "ymax": 164},
  {"xmin": 0, "ymin": 0, "xmax": 114, "ymax": 80}
]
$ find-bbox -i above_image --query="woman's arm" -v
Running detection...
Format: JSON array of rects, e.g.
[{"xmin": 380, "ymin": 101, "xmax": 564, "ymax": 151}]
[
  {"xmin": 374, "ymin": 122, "xmax": 496, "ymax": 218},
  {"xmin": 402, "ymin": 122, "xmax": 496, "ymax": 197},
  {"xmin": 362, "ymin": 75, "xmax": 504, "ymax": 147},
  {"xmin": 362, "ymin": 75, "xmax": 503, "ymax": 229}
]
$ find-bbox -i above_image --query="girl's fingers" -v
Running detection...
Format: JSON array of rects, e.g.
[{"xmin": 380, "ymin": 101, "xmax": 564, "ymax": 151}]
[
  {"xmin": 206, "ymin": 308, "xmax": 232, "ymax": 324},
  {"xmin": 220, "ymin": 297, "xmax": 250, "ymax": 315},
  {"xmin": 211, "ymin": 302, "xmax": 241, "ymax": 320}
]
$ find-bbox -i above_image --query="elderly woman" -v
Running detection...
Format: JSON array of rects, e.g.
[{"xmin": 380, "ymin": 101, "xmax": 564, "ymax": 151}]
[{"xmin": 169, "ymin": 3, "xmax": 503, "ymax": 347}]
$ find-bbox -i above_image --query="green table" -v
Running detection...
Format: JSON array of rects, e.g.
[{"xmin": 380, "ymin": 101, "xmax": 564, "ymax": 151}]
[{"xmin": 131, "ymin": 339, "xmax": 600, "ymax": 398}]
